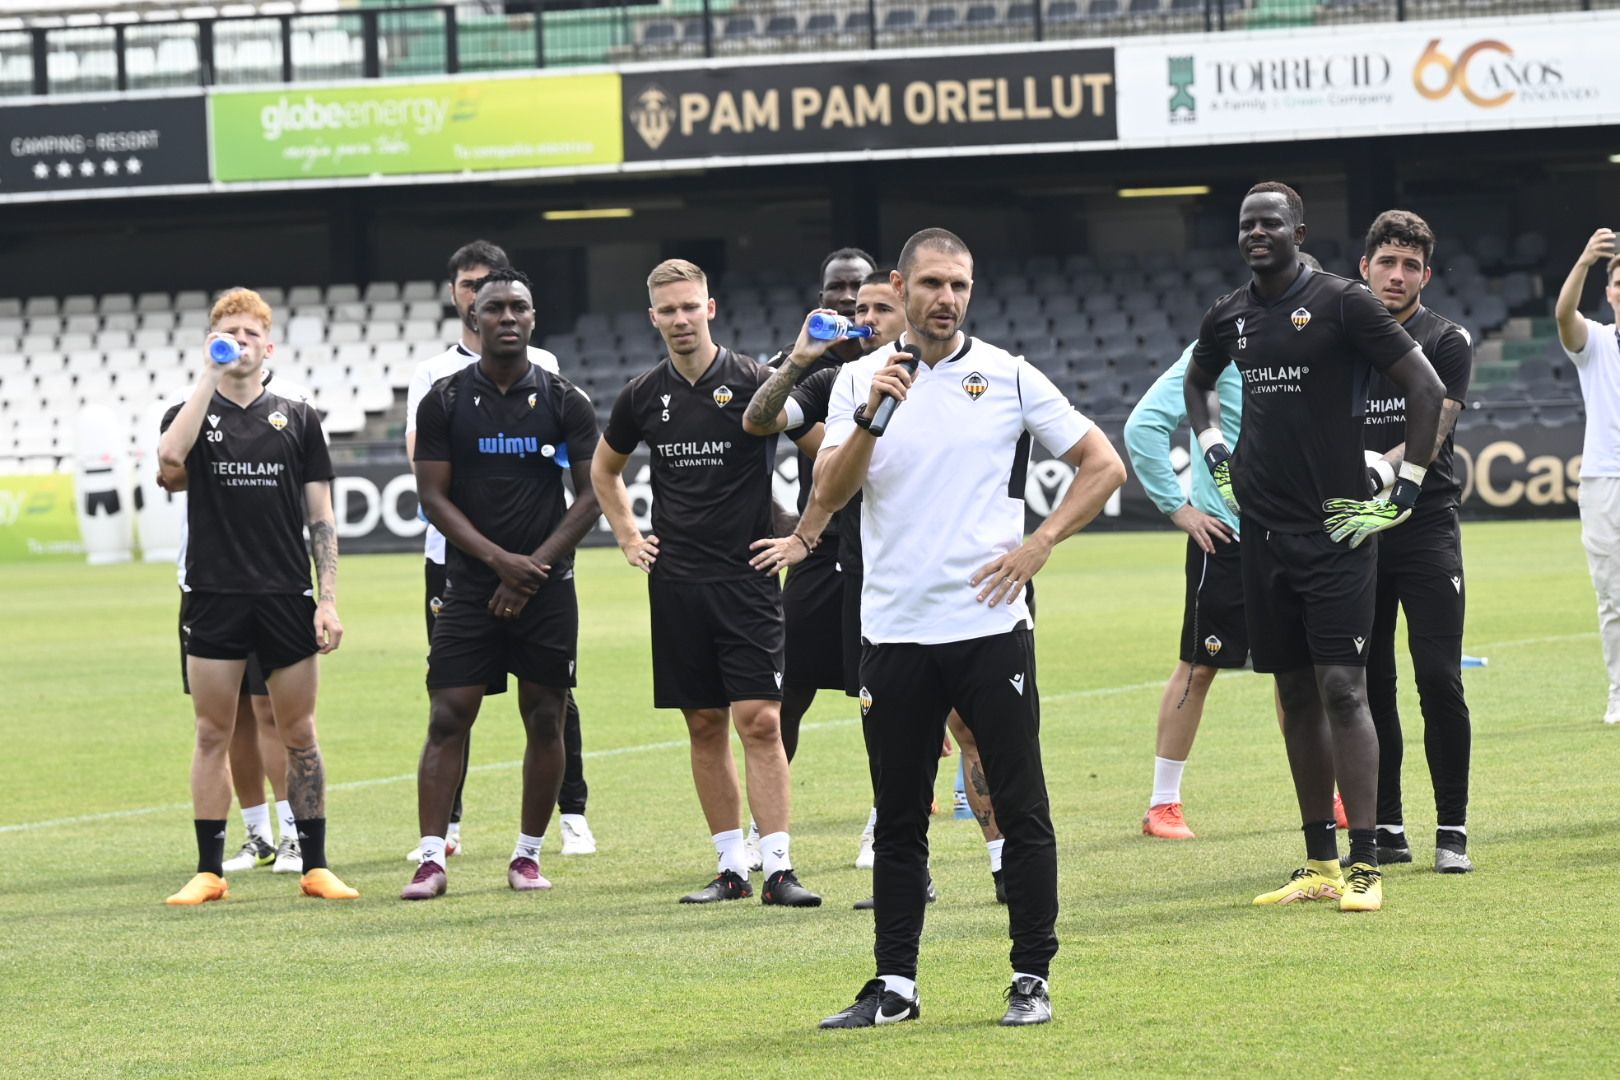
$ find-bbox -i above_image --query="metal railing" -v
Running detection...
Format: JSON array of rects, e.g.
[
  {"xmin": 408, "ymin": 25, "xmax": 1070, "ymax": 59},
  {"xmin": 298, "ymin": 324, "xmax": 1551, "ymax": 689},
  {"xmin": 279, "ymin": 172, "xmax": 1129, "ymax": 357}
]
[{"xmin": 0, "ymin": 0, "xmax": 1608, "ymax": 97}]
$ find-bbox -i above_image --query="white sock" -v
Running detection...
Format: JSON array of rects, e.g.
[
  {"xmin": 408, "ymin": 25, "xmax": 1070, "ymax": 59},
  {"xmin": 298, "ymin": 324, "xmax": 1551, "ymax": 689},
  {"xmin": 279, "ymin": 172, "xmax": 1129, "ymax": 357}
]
[
  {"xmin": 276, "ymin": 800, "xmax": 296, "ymax": 844},
  {"xmin": 561, "ymin": 813, "xmax": 588, "ymax": 829},
  {"xmin": 987, "ymin": 837, "xmax": 1005, "ymax": 873},
  {"xmin": 1151, "ymin": 756, "xmax": 1186, "ymax": 808},
  {"xmin": 448, "ymin": 821, "xmax": 462, "ymax": 841},
  {"xmin": 879, "ymin": 974, "xmax": 917, "ymax": 999},
  {"xmin": 417, "ymin": 835, "xmax": 445, "ymax": 866},
  {"xmin": 512, "ymin": 832, "xmax": 543, "ymax": 863},
  {"xmin": 1438, "ymin": 825, "xmax": 1467, "ymax": 835},
  {"xmin": 1013, "ymin": 972, "xmax": 1049, "ymax": 992},
  {"xmin": 713, "ymin": 828, "xmax": 747, "ymax": 879},
  {"xmin": 760, "ymin": 831, "xmax": 792, "ymax": 877},
  {"xmin": 863, "ymin": 806, "xmax": 877, "ymax": 835},
  {"xmin": 240, "ymin": 802, "xmax": 272, "ymax": 843},
  {"xmin": 1377, "ymin": 823, "xmax": 1406, "ymax": 835}
]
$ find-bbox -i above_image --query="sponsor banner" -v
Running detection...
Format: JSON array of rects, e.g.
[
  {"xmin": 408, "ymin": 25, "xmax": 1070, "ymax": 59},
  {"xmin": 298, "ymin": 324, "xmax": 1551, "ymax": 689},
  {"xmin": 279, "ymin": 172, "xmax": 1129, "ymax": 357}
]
[
  {"xmin": 622, "ymin": 48, "xmax": 1116, "ymax": 163},
  {"xmin": 0, "ymin": 473, "xmax": 84, "ymax": 560},
  {"xmin": 210, "ymin": 73, "xmax": 621, "ymax": 182},
  {"xmin": 1117, "ymin": 13, "xmax": 1620, "ymax": 146},
  {"xmin": 0, "ymin": 95, "xmax": 208, "ymax": 197}
]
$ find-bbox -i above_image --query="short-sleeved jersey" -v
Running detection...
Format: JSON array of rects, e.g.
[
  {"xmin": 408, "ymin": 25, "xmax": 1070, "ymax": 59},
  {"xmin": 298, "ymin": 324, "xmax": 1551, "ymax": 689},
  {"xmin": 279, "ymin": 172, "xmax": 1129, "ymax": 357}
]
[
  {"xmin": 406, "ymin": 343, "xmax": 562, "ymax": 565},
  {"xmin": 789, "ymin": 362, "xmax": 863, "ymax": 566},
  {"xmin": 823, "ymin": 335, "xmax": 1093, "ymax": 645},
  {"xmin": 1561, "ymin": 317, "xmax": 1620, "ymax": 479},
  {"xmin": 602, "ymin": 347, "xmax": 776, "ymax": 582},
  {"xmin": 413, "ymin": 359, "xmax": 598, "ymax": 600},
  {"xmin": 769, "ymin": 345, "xmax": 853, "ymax": 566},
  {"xmin": 1363, "ymin": 305, "xmax": 1472, "ymax": 514},
  {"xmin": 1192, "ymin": 267, "xmax": 1417, "ymax": 533},
  {"xmin": 161, "ymin": 386, "xmax": 333, "ymax": 595}
]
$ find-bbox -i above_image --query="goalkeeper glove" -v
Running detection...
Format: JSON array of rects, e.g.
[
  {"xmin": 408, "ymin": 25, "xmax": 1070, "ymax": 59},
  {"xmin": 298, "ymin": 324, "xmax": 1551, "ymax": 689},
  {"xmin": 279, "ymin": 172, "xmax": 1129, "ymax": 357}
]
[
  {"xmin": 1323, "ymin": 461, "xmax": 1427, "ymax": 548},
  {"xmin": 1197, "ymin": 428, "xmax": 1240, "ymax": 516}
]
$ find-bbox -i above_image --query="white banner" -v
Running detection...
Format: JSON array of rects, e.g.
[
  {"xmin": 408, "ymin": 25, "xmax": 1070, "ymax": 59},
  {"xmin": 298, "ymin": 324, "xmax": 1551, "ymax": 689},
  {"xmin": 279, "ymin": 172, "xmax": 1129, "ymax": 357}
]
[{"xmin": 1116, "ymin": 12, "xmax": 1620, "ymax": 147}]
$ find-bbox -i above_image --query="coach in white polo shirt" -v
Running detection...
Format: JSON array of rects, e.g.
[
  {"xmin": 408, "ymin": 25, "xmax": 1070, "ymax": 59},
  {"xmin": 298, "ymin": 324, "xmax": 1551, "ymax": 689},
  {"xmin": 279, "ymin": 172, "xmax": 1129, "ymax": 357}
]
[
  {"xmin": 811, "ymin": 228, "xmax": 1125, "ymax": 1030},
  {"xmin": 1555, "ymin": 227, "xmax": 1620, "ymax": 725}
]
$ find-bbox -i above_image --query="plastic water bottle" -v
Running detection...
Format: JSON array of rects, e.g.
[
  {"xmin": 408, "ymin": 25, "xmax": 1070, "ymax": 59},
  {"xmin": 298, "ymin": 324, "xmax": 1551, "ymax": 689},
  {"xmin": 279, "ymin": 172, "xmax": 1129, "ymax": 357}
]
[
  {"xmin": 209, "ymin": 338, "xmax": 241, "ymax": 365},
  {"xmin": 1461, "ymin": 655, "xmax": 1488, "ymax": 669},
  {"xmin": 807, "ymin": 312, "xmax": 873, "ymax": 341},
  {"xmin": 953, "ymin": 760, "xmax": 973, "ymax": 821}
]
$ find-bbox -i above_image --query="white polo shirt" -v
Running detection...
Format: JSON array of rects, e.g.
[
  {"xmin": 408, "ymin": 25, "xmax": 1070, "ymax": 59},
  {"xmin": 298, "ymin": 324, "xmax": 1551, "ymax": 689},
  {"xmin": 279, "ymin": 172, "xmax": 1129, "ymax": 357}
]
[
  {"xmin": 1562, "ymin": 317, "xmax": 1620, "ymax": 479},
  {"xmin": 824, "ymin": 334, "xmax": 1093, "ymax": 645},
  {"xmin": 405, "ymin": 343, "xmax": 560, "ymax": 564}
]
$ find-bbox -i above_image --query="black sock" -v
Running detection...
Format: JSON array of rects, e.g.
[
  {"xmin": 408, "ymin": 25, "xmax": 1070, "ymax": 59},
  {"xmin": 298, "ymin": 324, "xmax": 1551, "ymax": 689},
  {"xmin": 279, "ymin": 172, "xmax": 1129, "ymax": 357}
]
[
  {"xmin": 195, "ymin": 819, "xmax": 227, "ymax": 876},
  {"xmin": 1348, "ymin": 828, "xmax": 1379, "ymax": 868},
  {"xmin": 297, "ymin": 818, "xmax": 327, "ymax": 871},
  {"xmin": 1436, "ymin": 827, "xmax": 1467, "ymax": 853},
  {"xmin": 1302, "ymin": 820, "xmax": 1338, "ymax": 862}
]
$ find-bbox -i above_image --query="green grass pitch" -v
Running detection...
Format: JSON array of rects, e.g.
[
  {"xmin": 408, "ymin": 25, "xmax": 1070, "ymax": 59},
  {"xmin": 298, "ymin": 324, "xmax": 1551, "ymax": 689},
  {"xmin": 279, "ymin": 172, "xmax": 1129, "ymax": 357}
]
[{"xmin": 4, "ymin": 520, "xmax": 1616, "ymax": 1076}]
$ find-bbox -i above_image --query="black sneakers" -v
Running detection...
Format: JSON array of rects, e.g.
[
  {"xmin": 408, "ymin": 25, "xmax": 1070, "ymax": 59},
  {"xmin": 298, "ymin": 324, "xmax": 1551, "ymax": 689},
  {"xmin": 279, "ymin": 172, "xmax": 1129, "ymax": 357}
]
[
  {"xmin": 1000, "ymin": 976, "xmax": 1052, "ymax": 1026},
  {"xmin": 993, "ymin": 869, "xmax": 1007, "ymax": 904},
  {"xmin": 679, "ymin": 869, "xmax": 752, "ymax": 904},
  {"xmin": 819, "ymin": 979, "xmax": 921, "ymax": 1029},
  {"xmin": 762, "ymin": 869, "xmax": 822, "ymax": 907},
  {"xmin": 854, "ymin": 877, "xmax": 938, "ymax": 911}
]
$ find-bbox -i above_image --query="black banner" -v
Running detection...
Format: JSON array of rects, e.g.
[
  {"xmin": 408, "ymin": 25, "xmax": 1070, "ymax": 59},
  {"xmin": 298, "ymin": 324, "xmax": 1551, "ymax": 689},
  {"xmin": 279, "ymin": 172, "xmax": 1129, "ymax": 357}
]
[
  {"xmin": 0, "ymin": 95, "xmax": 209, "ymax": 198},
  {"xmin": 623, "ymin": 48, "xmax": 1117, "ymax": 163}
]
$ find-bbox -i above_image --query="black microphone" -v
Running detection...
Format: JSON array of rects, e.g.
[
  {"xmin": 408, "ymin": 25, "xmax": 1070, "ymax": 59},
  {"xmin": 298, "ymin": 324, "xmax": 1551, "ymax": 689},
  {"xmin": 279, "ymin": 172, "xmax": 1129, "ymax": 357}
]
[{"xmin": 867, "ymin": 343, "xmax": 921, "ymax": 437}]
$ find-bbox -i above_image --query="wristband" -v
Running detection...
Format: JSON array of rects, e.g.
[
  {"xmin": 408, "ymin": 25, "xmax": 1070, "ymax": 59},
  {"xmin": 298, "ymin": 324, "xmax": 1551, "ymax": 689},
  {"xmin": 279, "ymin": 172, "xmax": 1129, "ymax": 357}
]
[
  {"xmin": 1390, "ymin": 461, "xmax": 1426, "ymax": 511},
  {"xmin": 1196, "ymin": 428, "xmax": 1227, "ymax": 454},
  {"xmin": 792, "ymin": 532, "xmax": 816, "ymax": 554},
  {"xmin": 1369, "ymin": 458, "xmax": 1397, "ymax": 494}
]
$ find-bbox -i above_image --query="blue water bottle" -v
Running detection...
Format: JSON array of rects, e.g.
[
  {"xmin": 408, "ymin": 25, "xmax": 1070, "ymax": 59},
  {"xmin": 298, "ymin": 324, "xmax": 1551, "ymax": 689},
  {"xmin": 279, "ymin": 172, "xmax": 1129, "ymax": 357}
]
[
  {"xmin": 807, "ymin": 312, "xmax": 873, "ymax": 341},
  {"xmin": 209, "ymin": 337, "xmax": 241, "ymax": 365}
]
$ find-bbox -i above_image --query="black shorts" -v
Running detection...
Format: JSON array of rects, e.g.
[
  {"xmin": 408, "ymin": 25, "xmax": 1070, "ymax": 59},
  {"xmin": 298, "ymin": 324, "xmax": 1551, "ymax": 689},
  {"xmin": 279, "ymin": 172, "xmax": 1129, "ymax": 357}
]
[
  {"xmin": 782, "ymin": 548, "xmax": 847, "ymax": 691},
  {"xmin": 649, "ymin": 574, "xmax": 784, "ymax": 709},
  {"xmin": 427, "ymin": 574, "xmax": 578, "ymax": 691},
  {"xmin": 1240, "ymin": 521, "xmax": 1376, "ymax": 673},
  {"xmin": 178, "ymin": 593, "xmax": 270, "ymax": 695},
  {"xmin": 426, "ymin": 560, "xmax": 506, "ymax": 696},
  {"xmin": 182, "ymin": 591, "xmax": 319, "ymax": 675},
  {"xmin": 1180, "ymin": 536, "xmax": 1249, "ymax": 668}
]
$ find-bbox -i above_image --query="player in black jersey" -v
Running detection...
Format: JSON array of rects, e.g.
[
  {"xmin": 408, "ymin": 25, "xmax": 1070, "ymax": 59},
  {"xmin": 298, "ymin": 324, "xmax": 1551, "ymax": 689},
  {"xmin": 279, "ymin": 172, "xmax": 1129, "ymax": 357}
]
[
  {"xmin": 403, "ymin": 269, "xmax": 602, "ymax": 901},
  {"xmin": 1357, "ymin": 210, "xmax": 1476, "ymax": 873},
  {"xmin": 156, "ymin": 288, "xmax": 357, "ymax": 904},
  {"xmin": 591, "ymin": 258, "xmax": 822, "ymax": 907},
  {"xmin": 734, "ymin": 247, "xmax": 875, "ymax": 868},
  {"xmin": 1185, "ymin": 182, "xmax": 1446, "ymax": 912}
]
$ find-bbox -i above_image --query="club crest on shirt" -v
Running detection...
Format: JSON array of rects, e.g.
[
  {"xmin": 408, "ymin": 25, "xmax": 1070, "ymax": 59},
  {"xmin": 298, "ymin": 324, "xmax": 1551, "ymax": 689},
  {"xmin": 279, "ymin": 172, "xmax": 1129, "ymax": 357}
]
[
  {"xmin": 267, "ymin": 410, "xmax": 288, "ymax": 431},
  {"xmin": 1291, "ymin": 307, "xmax": 1312, "ymax": 331},
  {"xmin": 858, "ymin": 686, "xmax": 873, "ymax": 717},
  {"xmin": 528, "ymin": 392, "xmax": 537, "ymax": 409},
  {"xmin": 712, "ymin": 385, "xmax": 733, "ymax": 407},
  {"xmin": 962, "ymin": 372, "xmax": 989, "ymax": 401},
  {"xmin": 1204, "ymin": 634, "xmax": 1223, "ymax": 657}
]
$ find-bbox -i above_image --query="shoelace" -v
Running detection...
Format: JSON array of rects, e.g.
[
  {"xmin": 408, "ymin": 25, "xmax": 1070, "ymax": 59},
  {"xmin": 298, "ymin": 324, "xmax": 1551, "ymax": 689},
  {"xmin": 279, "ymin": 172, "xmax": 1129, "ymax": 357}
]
[
  {"xmin": 1347, "ymin": 868, "xmax": 1380, "ymax": 894},
  {"xmin": 411, "ymin": 861, "xmax": 440, "ymax": 883}
]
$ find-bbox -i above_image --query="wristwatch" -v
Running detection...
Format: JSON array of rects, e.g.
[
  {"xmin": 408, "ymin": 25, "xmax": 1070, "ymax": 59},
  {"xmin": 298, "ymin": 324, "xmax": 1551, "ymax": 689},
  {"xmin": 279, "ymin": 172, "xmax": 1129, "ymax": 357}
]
[{"xmin": 853, "ymin": 403, "xmax": 873, "ymax": 433}]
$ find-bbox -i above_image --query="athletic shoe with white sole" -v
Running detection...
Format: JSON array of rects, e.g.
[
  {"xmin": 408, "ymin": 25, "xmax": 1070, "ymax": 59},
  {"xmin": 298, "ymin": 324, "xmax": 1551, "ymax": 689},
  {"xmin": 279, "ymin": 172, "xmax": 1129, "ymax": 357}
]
[
  {"xmin": 271, "ymin": 834, "xmax": 303, "ymax": 874},
  {"xmin": 1000, "ymin": 977, "xmax": 1053, "ymax": 1026},
  {"xmin": 680, "ymin": 869, "xmax": 752, "ymax": 904},
  {"xmin": 559, "ymin": 814, "xmax": 597, "ymax": 856},
  {"xmin": 762, "ymin": 869, "xmax": 822, "ymax": 907},
  {"xmin": 507, "ymin": 857, "xmax": 552, "ymax": 892},
  {"xmin": 223, "ymin": 835, "xmax": 276, "ymax": 872},
  {"xmin": 854, "ymin": 831, "xmax": 875, "ymax": 871},
  {"xmin": 819, "ymin": 979, "xmax": 920, "ymax": 1029}
]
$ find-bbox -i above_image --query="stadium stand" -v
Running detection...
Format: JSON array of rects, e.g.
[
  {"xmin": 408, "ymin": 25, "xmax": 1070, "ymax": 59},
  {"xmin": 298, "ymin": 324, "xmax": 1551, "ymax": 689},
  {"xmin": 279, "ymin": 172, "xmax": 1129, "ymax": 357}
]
[{"xmin": 0, "ymin": 228, "xmax": 1595, "ymax": 473}]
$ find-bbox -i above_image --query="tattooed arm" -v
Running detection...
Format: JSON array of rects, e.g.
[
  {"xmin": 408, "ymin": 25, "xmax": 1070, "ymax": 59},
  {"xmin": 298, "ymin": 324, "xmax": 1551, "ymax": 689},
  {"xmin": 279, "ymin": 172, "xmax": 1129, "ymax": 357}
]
[
  {"xmin": 741, "ymin": 312, "xmax": 844, "ymax": 435},
  {"xmin": 304, "ymin": 480, "xmax": 344, "ymax": 653}
]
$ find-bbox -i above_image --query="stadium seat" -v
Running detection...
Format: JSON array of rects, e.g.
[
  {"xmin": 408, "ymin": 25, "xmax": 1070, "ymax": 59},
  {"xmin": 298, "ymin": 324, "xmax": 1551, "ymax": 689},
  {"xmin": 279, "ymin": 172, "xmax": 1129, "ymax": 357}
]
[
  {"xmin": 402, "ymin": 280, "xmax": 438, "ymax": 303},
  {"xmin": 763, "ymin": 14, "xmax": 798, "ymax": 35},
  {"xmin": 925, "ymin": 6, "xmax": 960, "ymax": 28},
  {"xmin": 333, "ymin": 301, "xmax": 367, "ymax": 323},
  {"xmin": 285, "ymin": 315, "xmax": 324, "ymax": 346},
  {"xmin": 804, "ymin": 12, "xmax": 838, "ymax": 33},
  {"xmin": 287, "ymin": 285, "xmax": 323, "ymax": 307},
  {"xmin": 24, "ymin": 297, "xmax": 59, "ymax": 318},
  {"xmin": 363, "ymin": 282, "xmax": 401, "ymax": 304},
  {"xmin": 883, "ymin": 9, "xmax": 919, "ymax": 30}
]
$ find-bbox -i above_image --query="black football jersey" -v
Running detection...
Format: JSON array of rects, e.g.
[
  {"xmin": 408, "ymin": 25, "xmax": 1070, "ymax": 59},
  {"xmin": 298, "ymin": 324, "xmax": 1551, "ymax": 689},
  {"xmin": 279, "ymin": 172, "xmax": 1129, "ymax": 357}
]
[
  {"xmin": 790, "ymin": 364, "xmax": 865, "ymax": 569},
  {"xmin": 1362, "ymin": 305, "xmax": 1472, "ymax": 515},
  {"xmin": 161, "ymin": 388, "xmax": 334, "ymax": 595},
  {"xmin": 413, "ymin": 360, "xmax": 599, "ymax": 600},
  {"xmin": 1192, "ymin": 267, "xmax": 1417, "ymax": 532},
  {"xmin": 602, "ymin": 347, "xmax": 777, "ymax": 582}
]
